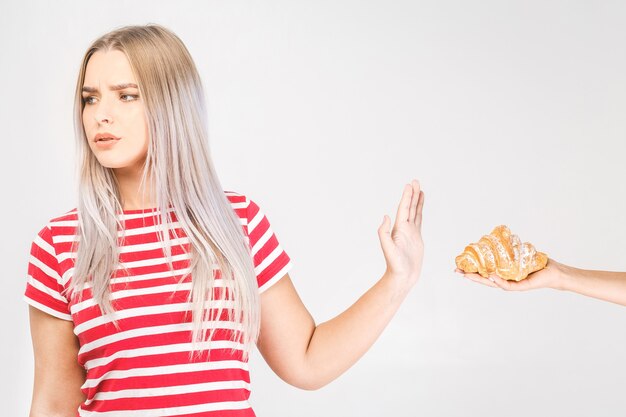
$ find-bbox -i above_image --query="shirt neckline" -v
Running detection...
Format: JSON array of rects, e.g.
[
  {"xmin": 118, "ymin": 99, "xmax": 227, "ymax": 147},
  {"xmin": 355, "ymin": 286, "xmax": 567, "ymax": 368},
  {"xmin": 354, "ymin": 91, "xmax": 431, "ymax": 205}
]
[
  {"xmin": 119, "ymin": 207, "xmax": 160, "ymax": 214},
  {"xmin": 118, "ymin": 203, "xmax": 175, "ymax": 215}
]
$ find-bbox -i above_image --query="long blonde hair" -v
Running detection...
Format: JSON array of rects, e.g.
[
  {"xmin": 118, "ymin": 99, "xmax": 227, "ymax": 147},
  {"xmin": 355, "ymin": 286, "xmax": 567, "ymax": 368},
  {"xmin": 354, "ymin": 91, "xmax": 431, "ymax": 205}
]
[{"xmin": 66, "ymin": 24, "xmax": 259, "ymax": 360}]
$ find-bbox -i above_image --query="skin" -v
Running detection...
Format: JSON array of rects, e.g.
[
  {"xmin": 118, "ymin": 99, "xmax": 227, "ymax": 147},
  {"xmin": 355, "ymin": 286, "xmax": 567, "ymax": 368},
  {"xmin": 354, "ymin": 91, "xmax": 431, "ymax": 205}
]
[
  {"xmin": 28, "ymin": 306, "xmax": 86, "ymax": 417},
  {"xmin": 29, "ymin": 48, "xmax": 426, "ymax": 417},
  {"xmin": 258, "ymin": 181, "xmax": 424, "ymax": 389},
  {"xmin": 81, "ymin": 49, "xmax": 155, "ymax": 210},
  {"xmin": 456, "ymin": 258, "xmax": 626, "ymax": 307}
]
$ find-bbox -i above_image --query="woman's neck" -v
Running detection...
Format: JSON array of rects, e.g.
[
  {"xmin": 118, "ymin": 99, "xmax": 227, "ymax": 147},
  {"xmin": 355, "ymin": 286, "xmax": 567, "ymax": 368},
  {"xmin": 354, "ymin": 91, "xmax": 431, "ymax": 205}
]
[{"xmin": 113, "ymin": 165, "xmax": 157, "ymax": 210}]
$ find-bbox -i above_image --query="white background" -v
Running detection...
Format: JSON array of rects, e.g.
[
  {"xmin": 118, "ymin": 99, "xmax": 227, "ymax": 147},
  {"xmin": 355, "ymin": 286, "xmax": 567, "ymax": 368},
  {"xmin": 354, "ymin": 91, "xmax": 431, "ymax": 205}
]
[{"xmin": 2, "ymin": 1, "xmax": 625, "ymax": 416}]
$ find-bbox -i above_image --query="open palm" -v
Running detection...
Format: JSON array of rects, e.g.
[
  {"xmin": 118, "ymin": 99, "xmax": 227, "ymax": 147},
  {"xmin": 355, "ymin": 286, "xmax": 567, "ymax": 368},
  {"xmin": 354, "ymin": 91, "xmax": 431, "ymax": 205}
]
[{"xmin": 378, "ymin": 179, "xmax": 425, "ymax": 287}]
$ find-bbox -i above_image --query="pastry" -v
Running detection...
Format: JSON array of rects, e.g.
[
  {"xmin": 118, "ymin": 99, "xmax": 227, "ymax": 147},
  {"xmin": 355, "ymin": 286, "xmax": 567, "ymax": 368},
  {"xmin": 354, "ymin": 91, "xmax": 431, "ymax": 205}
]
[{"xmin": 455, "ymin": 225, "xmax": 548, "ymax": 281}]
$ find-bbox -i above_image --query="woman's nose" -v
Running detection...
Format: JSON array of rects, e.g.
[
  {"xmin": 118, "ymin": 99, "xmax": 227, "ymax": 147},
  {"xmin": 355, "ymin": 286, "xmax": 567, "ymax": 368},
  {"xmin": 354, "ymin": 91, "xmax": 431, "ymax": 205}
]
[
  {"xmin": 95, "ymin": 110, "xmax": 112, "ymax": 124},
  {"xmin": 96, "ymin": 114, "xmax": 111, "ymax": 124},
  {"xmin": 94, "ymin": 98, "xmax": 113, "ymax": 124}
]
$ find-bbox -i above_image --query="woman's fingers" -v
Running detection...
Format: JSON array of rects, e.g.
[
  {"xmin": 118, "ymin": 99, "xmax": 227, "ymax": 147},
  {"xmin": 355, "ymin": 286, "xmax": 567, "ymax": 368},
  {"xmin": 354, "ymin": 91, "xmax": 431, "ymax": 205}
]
[
  {"xmin": 415, "ymin": 190, "xmax": 424, "ymax": 227},
  {"xmin": 408, "ymin": 180, "xmax": 420, "ymax": 224},
  {"xmin": 394, "ymin": 179, "xmax": 422, "ymax": 227},
  {"xmin": 394, "ymin": 183, "xmax": 413, "ymax": 226}
]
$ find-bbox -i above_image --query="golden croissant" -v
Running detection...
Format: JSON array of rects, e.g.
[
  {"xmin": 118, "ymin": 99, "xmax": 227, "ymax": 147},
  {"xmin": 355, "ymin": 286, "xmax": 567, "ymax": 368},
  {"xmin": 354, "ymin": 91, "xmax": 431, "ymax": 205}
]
[{"xmin": 455, "ymin": 225, "xmax": 548, "ymax": 281}]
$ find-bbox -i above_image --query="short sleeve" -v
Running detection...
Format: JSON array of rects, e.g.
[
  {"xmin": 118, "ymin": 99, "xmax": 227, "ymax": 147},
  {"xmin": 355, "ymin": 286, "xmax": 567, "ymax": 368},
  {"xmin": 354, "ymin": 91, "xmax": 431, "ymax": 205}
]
[
  {"xmin": 245, "ymin": 196, "xmax": 293, "ymax": 293},
  {"xmin": 23, "ymin": 224, "xmax": 72, "ymax": 321}
]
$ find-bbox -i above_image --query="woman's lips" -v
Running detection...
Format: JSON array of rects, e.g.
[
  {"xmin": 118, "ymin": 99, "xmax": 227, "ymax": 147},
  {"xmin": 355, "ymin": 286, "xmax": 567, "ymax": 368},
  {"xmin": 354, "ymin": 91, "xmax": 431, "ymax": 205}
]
[
  {"xmin": 95, "ymin": 137, "xmax": 121, "ymax": 148},
  {"xmin": 94, "ymin": 132, "xmax": 121, "ymax": 142}
]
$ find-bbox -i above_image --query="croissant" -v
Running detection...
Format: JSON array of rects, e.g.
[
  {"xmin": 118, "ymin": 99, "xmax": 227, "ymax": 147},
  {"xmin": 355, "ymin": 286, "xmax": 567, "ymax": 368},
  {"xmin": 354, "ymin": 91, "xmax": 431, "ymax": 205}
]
[{"xmin": 455, "ymin": 225, "xmax": 548, "ymax": 281}]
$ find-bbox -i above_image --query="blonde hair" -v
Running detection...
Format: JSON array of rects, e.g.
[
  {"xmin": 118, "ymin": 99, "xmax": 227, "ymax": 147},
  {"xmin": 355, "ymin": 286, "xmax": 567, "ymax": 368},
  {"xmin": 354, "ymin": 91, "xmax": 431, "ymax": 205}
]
[{"xmin": 66, "ymin": 24, "xmax": 259, "ymax": 360}]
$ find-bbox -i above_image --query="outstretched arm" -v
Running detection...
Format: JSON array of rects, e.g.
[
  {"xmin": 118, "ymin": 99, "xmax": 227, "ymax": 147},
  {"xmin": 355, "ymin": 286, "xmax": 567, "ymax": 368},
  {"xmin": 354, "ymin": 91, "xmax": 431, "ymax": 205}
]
[
  {"xmin": 257, "ymin": 180, "xmax": 425, "ymax": 390},
  {"xmin": 457, "ymin": 258, "xmax": 626, "ymax": 307}
]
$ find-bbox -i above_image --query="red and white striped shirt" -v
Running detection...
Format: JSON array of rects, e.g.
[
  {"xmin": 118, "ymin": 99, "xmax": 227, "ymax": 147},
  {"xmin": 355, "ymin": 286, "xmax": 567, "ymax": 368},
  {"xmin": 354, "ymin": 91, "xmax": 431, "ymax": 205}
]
[{"xmin": 23, "ymin": 191, "xmax": 293, "ymax": 417}]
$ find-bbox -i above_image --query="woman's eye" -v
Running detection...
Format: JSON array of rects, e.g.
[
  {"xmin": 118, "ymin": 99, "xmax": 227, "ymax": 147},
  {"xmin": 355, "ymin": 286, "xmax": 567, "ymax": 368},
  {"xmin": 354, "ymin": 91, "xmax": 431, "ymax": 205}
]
[
  {"xmin": 82, "ymin": 94, "xmax": 139, "ymax": 105},
  {"xmin": 121, "ymin": 94, "xmax": 139, "ymax": 102}
]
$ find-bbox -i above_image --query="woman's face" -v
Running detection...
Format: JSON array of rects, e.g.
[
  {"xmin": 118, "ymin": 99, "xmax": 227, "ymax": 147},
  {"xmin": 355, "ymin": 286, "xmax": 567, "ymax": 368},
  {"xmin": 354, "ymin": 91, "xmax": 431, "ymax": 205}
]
[{"xmin": 82, "ymin": 50, "xmax": 149, "ymax": 172}]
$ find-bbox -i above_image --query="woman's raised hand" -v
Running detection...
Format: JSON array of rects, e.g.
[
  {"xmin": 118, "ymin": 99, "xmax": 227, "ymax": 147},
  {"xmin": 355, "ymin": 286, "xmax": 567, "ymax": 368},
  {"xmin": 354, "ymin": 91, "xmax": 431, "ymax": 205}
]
[{"xmin": 378, "ymin": 179, "xmax": 425, "ymax": 289}]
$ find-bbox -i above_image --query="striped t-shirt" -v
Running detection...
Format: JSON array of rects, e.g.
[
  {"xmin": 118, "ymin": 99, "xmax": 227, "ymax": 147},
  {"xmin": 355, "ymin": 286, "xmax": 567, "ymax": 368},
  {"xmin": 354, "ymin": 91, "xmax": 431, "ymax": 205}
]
[{"xmin": 23, "ymin": 191, "xmax": 293, "ymax": 417}]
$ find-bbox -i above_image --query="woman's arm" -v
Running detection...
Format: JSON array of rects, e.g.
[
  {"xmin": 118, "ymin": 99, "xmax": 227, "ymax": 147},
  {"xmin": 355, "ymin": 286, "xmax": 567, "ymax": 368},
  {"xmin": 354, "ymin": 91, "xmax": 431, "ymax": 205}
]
[
  {"xmin": 257, "ymin": 180, "xmax": 424, "ymax": 390},
  {"xmin": 457, "ymin": 258, "xmax": 626, "ymax": 307},
  {"xmin": 28, "ymin": 305, "xmax": 86, "ymax": 417}
]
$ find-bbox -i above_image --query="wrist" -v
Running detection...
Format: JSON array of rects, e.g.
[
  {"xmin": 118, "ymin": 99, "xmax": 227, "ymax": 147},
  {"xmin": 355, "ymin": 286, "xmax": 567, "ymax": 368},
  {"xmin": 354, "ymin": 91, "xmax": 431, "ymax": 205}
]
[
  {"xmin": 551, "ymin": 261, "xmax": 577, "ymax": 291},
  {"xmin": 380, "ymin": 269, "xmax": 415, "ymax": 301}
]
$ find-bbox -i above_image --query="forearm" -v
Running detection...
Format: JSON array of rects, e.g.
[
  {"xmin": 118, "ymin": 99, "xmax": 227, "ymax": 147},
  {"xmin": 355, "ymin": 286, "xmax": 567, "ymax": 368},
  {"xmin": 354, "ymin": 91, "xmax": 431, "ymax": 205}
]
[
  {"xmin": 556, "ymin": 264, "xmax": 626, "ymax": 306},
  {"xmin": 301, "ymin": 271, "xmax": 412, "ymax": 389}
]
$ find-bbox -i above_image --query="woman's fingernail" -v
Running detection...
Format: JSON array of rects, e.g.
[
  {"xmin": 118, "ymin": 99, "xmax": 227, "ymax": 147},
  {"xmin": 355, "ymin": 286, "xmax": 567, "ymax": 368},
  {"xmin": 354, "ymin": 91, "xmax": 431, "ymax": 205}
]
[{"xmin": 489, "ymin": 277, "xmax": 496, "ymax": 282}]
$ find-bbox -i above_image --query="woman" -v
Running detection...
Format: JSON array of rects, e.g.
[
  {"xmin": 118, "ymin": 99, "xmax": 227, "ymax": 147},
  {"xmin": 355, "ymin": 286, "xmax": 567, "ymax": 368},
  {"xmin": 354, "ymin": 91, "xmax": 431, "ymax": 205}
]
[{"xmin": 24, "ymin": 24, "xmax": 425, "ymax": 416}]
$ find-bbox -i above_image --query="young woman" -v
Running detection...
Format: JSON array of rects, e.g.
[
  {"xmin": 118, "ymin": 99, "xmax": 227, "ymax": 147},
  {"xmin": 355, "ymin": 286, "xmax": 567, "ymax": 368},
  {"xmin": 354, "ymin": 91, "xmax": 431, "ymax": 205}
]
[
  {"xmin": 24, "ymin": 24, "xmax": 425, "ymax": 416},
  {"xmin": 457, "ymin": 259, "xmax": 626, "ymax": 306}
]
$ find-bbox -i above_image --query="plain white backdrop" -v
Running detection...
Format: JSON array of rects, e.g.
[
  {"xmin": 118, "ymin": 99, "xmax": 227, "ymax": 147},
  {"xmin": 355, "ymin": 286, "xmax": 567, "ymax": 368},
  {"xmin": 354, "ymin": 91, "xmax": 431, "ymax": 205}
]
[{"xmin": 2, "ymin": 1, "xmax": 625, "ymax": 416}]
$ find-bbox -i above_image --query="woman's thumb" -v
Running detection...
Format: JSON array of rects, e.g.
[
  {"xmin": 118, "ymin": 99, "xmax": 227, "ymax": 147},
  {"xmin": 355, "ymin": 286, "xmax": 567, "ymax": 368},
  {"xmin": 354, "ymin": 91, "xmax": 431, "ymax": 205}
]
[{"xmin": 378, "ymin": 215, "xmax": 392, "ymax": 254}]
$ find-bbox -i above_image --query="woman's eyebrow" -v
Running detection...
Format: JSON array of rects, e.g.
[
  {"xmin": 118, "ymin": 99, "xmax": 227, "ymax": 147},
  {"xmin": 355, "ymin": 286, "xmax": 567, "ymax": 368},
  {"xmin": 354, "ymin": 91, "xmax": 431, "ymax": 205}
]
[{"xmin": 81, "ymin": 83, "xmax": 139, "ymax": 93}]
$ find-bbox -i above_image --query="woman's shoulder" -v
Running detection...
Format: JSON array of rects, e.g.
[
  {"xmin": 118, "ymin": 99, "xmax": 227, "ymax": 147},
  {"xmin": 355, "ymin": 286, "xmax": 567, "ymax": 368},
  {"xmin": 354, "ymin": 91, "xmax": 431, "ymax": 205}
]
[
  {"xmin": 224, "ymin": 189, "xmax": 255, "ymax": 222},
  {"xmin": 29, "ymin": 207, "xmax": 79, "ymax": 262},
  {"xmin": 224, "ymin": 189, "xmax": 247, "ymax": 203},
  {"xmin": 224, "ymin": 189, "xmax": 262, "ymax": 210},
  {"xmin": 34, "ymin": 207, "xmax": 79, "ymax": 234},
  {"xmin": 53, "ymin": 207, "xmax": 80, "ymax": 221}
]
